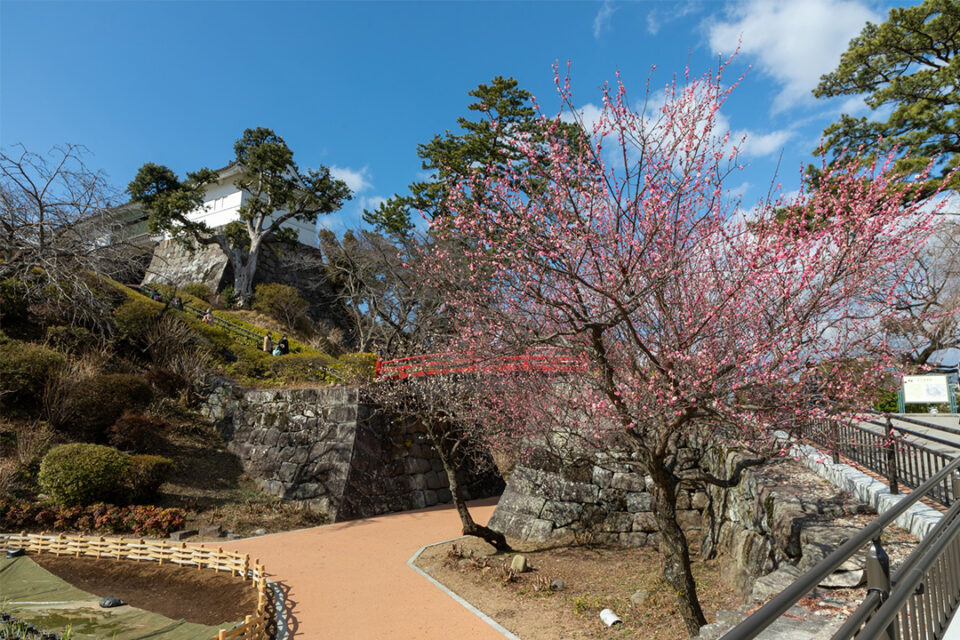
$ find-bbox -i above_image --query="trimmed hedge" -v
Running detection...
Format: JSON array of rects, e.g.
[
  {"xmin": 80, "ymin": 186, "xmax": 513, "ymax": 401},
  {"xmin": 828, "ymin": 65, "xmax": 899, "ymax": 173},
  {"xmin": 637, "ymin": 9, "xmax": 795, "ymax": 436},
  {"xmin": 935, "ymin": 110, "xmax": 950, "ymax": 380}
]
[
  {"xmin": 107, "ymin": 411, "xmax": 169, "ymax": 452},
  {"xmin": 38, "ymin": 443, "xmax": 130, "ymax": 506},
  {"xmin": 125, "ymin": 454, "xmax": 175, "ymax": 503}
]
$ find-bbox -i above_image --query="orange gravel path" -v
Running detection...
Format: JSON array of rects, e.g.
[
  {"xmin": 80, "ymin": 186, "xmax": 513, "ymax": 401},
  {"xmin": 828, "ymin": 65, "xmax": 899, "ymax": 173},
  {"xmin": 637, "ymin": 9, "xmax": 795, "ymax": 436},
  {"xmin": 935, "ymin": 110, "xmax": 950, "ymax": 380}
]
[{"xmin": 225, "ymin": 498, "xmax": 503, "ymax": 640}]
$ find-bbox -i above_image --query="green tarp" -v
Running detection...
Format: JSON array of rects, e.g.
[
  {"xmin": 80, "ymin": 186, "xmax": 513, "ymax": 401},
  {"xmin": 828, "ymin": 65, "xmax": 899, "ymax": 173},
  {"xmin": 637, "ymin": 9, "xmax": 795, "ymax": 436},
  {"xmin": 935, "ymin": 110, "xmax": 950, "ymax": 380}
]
[{"xmin": 0, "ymin": 556, "xmax": 235, "ymax": 640}]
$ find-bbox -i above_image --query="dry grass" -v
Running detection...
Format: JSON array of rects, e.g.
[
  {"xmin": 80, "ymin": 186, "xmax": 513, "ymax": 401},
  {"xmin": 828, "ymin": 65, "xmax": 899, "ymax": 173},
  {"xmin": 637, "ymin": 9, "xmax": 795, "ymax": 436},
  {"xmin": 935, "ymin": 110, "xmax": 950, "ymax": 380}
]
[{"xmin": 418, "ymin": 537, "xmax": 741, "ymax": 640}]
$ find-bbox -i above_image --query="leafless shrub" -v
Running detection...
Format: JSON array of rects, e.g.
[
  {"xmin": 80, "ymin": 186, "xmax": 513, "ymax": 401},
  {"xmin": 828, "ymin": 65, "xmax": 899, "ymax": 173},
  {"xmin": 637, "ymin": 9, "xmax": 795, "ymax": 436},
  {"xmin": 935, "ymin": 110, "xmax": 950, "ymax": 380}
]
[
  {"xmin": 42, "ymin": 355, "xmax": 99, "ymax": 428},
  {"xmin": 15, "ymin": 420, "xmax": 54, "ymax": 471},
  {"xmin": 143, "ymin": 315, "xmax": 212, "ymax": 403},
  {"xmin": 1, "ymin": 143, "xmax": 137, "ymax": 335},
  {"xmin": 0, "ymin": 458, "xmax": 15, "ymax": 496}
]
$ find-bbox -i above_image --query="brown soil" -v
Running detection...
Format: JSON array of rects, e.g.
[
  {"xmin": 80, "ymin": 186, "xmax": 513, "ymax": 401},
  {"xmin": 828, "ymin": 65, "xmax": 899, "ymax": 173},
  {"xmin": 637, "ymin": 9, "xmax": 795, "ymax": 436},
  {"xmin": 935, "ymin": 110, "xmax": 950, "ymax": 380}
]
[
  {"xmin": 32, "ymin": 554, "xmax": 258, "ymax": 625},
  {"xmin": 415, "ymin": 537, "xmax": 742, "ymax": 640}
]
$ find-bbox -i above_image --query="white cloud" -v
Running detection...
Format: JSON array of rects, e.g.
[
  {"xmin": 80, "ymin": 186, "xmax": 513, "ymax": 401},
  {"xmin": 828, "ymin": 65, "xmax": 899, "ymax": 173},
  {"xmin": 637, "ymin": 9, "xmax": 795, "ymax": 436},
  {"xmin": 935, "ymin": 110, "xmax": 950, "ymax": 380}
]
[
  {"xmin": 564, "ymin": 95, "xmax": 791, "ymax": 161},
  {"xmin": 707, "ymin": 0, "xmax": 881, "ymax": 113},
  {"xmin": 361, "ymin": 195, "xmax": 387, "ymax": 211},
  {"xmin": 735, "ymin": 128, "xmax": 793, "ymax": 157},
  {"xmin": 329, "ymin": 165, "xmax": 372, "ymax": 194},
  {"xmin": 593, "ymin": 0, "xmax": 615, "ymax": 39},
  {"xmin": 647, "ymin": 1, "xmax": 701, "ymax": 36},
  {"xmin": 560, "ymin": 102, "xmax": 604, "ymax": 133}
]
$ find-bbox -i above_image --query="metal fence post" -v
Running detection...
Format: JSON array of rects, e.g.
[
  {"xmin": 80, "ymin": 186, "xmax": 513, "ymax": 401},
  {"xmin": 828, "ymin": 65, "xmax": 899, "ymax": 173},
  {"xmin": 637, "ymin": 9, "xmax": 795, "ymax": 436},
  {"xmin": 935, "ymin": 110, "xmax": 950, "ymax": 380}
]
[
  {"xmin": 866, "ymin": 539, "xmax": 897, "ymax": 640},
  {"xmin": 952, "ymin": 471, "xmax": 960, "ymax": 508},
  {"xmin": 832, "ymin": 420, "xmax": 840, "ymax": 464},
  {"xmin": 886, "ymin": 416, "xmax": 899, "ymax": 495}
]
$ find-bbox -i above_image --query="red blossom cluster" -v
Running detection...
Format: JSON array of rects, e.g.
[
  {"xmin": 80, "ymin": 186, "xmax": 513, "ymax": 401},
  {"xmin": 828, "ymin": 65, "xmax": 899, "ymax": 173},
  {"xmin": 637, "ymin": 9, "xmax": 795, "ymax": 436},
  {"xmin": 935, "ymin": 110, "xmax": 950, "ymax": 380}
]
[{"xmin": 0, "ymin": 499, "xmax": 186, "ymax": 537}]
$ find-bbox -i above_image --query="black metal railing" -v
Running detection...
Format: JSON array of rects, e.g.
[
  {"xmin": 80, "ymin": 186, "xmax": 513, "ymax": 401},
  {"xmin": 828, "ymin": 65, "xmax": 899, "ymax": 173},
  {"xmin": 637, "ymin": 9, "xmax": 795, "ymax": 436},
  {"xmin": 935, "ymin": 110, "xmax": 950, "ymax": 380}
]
[
  {"xmin": 133, "ymin": 283, "xmax": 347, "ymax": 384},
  {"xmin": 721, "ymin": 458, "xmax": 960, "ymax": 640},
  {"xmin": 137, "ymin": 284, "xmax": 264, "ymax": 348},
  {"xmin": 803, "ymin": 414, "xmax": 960, "ymax": 508}
]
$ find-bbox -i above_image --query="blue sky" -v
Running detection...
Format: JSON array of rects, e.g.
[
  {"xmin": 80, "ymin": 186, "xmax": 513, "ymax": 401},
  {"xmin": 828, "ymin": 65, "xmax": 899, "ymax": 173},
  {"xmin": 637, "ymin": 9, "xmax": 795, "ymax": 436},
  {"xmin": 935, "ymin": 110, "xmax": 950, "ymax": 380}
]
[{"xmin": 1, "ymin": 0, "xmax": 902, "ymax": 235}]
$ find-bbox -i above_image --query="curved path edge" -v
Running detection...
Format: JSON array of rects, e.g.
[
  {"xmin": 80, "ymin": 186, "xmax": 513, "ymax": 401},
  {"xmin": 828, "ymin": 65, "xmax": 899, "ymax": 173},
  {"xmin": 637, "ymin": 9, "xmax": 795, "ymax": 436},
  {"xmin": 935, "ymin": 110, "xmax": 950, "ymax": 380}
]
[{"xmin": 406, "ymin": 537, "xmax": 520, "ymax": 640}]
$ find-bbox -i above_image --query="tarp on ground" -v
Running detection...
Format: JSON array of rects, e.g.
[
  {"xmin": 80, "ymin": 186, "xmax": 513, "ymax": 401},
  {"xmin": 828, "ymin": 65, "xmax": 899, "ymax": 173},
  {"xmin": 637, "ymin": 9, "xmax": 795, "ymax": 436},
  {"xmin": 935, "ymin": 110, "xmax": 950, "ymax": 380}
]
[{"xmin": 0, "ymin": 556, "xmax": 236, "ymax": 640}]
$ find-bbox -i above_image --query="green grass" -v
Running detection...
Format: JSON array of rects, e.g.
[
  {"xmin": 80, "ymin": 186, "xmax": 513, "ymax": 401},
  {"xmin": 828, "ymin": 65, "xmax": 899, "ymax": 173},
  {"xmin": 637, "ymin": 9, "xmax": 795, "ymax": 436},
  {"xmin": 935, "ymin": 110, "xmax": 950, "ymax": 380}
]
[{"xmin": 101, "ymin": 276, "xmax": 375, "ymax": 386}]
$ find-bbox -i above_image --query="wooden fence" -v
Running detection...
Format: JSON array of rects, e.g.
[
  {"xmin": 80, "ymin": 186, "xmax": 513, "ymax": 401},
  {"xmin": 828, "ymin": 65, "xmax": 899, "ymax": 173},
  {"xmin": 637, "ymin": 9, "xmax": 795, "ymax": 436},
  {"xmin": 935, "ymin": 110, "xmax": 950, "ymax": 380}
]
[{"xmin": 0, "ymin": 532, "xmax": 273, "ymax": 640}]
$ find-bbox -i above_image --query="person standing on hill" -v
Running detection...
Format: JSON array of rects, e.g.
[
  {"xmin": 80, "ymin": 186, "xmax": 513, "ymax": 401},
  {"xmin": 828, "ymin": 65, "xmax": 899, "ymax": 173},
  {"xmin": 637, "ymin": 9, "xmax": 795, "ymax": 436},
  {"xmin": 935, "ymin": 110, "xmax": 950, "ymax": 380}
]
[
  {"xmin": 263, "ymin": 331, "xmax": 273, "ymax": 354},
  {"xmin": 278, "ymin": 335, "xmax": 289, "ymax": 355}
]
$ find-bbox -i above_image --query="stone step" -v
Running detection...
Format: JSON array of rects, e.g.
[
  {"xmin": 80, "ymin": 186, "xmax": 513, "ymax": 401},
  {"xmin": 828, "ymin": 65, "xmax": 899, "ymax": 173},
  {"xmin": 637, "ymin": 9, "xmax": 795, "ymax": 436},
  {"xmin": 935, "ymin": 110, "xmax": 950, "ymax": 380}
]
[{"xmin": 690, "ymin": 605, "xmax": 843, "ymax": 640}]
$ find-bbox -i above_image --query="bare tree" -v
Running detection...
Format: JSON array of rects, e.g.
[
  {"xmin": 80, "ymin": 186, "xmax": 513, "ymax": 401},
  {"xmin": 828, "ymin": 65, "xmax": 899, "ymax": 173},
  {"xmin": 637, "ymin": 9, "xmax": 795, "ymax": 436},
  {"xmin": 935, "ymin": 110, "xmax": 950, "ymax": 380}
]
[
  {"xmin": 883, "ymin": 218, "xmax": 960, "ymax": 373},
  {"xmin": 0, "ymin": 143, "xmax": 133, "ymax": 332},
  {"xmin": 367, "ymin": 364, "xmax": 510, "ymax": 551},
  {"xmin": 320, "ymin": 230, "xmax": 449, "ymax": 355}
]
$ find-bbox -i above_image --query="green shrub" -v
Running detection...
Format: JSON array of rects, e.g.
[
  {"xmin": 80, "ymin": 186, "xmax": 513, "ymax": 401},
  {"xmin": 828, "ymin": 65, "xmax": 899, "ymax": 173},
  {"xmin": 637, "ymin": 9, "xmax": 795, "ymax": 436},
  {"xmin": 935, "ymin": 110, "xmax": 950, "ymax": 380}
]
[
  {"xmin": 39, "ymin": 443, "xmax": 131, "ymax": 506},
  {"xmin": 58, "ymin": 373, "xmax": 153, "ymax": 439},
  {"xmin": 252, "ymin": 282, "xmax": 309, "ymax": 332},
  {"xmin": 331, "ymin": 352, "xmax": 378, "ymax": 382},
  {"xmin": 180, "ymin": 282, "xmax": 212, "ymax": 302},
  {"xmin": 113, "ymin": 296, "xmax": 162, "ymax": 342},
  {"xmin": 0, "ymin": 341, "xmax": 65, "ymax": 411},
  {"xmin": 0, "ymin": 278, "xmax": 29, "ymax": 332},
  {"xmin": 220, "ymin": 285, "xmax": 238, "ymax": 306},
  {"xmin": 107, "ymin": 411, "xmax": 169, "ymax": 452},
  {"xmin": 45, "ymin": 324, "xmax": 98, "ymax": 353},
  {"xmin": 125, "ymin": 454, "xmax": 175, "ymax": 503},
  {"xmin": 0, "ymin": 329, "xmax": 9, "ymax": 346}
]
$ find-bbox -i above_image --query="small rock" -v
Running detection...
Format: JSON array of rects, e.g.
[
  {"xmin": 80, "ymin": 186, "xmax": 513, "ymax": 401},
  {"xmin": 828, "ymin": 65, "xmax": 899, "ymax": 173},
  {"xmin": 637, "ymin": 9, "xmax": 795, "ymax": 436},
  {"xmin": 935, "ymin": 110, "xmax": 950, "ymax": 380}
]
[
  {"xmin": 630, "ymin": 589, "xmax": 649, "ymax": 606},
  {"xmin": 251, "ymin": 528, "xmax": 268, "ymax": 536},
  {"xmin": 550, "ymin": 579, "xmax": 565, "ymax": 591},
  {"xmin": 169, "ymin": 529, "xmax": 198, "ymax": 541},
  {"xmin": 819, "ymin": 568, "xmax": 864, "ymax": 588},
  {"xmin": 510, "ymin": 554, "xmax": 528, "ymax": 572},
  {"xmin": 457, "ymin": 558, "xmax": 472, "ymax": 569},
  {"xmin": 5, "ymin": 548, "xmax": 25, "ymax": 558},
  {"xmin": 199, "ymin": 524, "xmax": 223, "ymax": 538},
  {"xmin": 99, "ymin": 595, "xmax": 124, "ymax": 608},
  {"xmin": 227, "ymin": 533, "xmax": 242, "ymax": 540}
]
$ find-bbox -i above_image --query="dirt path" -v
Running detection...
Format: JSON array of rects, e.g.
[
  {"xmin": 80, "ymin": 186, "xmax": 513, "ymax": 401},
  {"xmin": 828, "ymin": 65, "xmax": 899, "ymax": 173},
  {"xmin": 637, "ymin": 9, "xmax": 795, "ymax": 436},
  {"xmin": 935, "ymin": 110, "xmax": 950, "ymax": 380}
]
[{"xmin": 225, "ymin": 498, "xmax": 503, "ymax": 640}]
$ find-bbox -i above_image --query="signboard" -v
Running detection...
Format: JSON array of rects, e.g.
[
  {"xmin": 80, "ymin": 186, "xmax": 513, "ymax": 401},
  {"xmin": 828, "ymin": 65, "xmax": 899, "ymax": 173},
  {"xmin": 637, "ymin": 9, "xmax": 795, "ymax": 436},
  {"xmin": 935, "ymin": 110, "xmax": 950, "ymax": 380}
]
[{"xmin": 902, "ymin": 375, "xmax": 950, "ymax": 404}]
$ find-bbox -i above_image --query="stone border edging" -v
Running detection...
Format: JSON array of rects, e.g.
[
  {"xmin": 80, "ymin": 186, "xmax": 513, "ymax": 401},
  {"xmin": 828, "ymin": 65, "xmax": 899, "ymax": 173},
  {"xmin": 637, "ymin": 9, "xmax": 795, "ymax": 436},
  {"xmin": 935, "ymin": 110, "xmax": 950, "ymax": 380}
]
[
  {"xmin": 407, "ymin": 536, "xmax": 522, "ymax": 640},
  {"xmin": 786, "ymin": 438, "xmax": 943, "ymax": 539}
]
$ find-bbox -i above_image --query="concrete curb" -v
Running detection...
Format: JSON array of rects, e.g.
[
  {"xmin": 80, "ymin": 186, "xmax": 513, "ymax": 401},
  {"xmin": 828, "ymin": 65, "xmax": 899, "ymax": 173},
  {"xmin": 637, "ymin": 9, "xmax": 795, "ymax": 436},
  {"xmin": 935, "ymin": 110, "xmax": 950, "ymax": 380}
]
[
  {"xmin": 407, "ymin": 537, "xmax": 521, "ymax": 640},
  {"xmin": 787, "ymin": 439, "xmax": 943, "ymax": 539}
]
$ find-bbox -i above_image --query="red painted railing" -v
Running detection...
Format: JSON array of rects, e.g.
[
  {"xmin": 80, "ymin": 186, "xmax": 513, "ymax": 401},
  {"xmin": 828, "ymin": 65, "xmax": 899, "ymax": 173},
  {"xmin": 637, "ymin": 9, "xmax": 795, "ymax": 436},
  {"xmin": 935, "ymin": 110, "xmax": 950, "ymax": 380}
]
[{"xmin": 374, "ymin": 352, "xmax": 588, "ymax": 380}]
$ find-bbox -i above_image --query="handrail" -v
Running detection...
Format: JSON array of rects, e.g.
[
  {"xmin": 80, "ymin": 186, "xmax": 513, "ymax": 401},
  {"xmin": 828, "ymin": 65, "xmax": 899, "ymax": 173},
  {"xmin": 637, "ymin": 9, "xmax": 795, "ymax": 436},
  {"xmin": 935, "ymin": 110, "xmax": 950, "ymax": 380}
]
[
  {"xmin": 721, "ymin": 455, "xmax": 960, "ymax": 640},
  {"xmin": 856, "ymin": 499, "xmax": 960, "ymax": 639},
  {"xmin": 375, "ymin": 351, "xmax": 588, "ymax": 380},
  {"xmin": 136, "ymin": 284, "xmax": 265, "ymax": 347},
  {"xmin": 865, "ymin": 410, "xmax": 960, "ymax": 439},
  {"xmin": 135, "ymin": 284, "xmax": 347, "ymax": 384},
  {"xmin": 862, "ymin": 418, "xmax": 960, "ymax": 451}
]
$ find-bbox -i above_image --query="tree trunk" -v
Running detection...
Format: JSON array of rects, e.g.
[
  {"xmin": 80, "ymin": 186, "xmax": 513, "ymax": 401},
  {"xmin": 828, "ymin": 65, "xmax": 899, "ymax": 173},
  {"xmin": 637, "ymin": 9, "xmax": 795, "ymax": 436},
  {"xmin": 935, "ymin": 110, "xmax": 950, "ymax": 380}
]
[
  {"xmin": 650, "ymin": 462, "xmax": 707, "ymax": 636},
  {"xmin": 232, "ymin": 241, "xmax": 260, "ymax": 306},
  {"xmin": 436, "ymin": 442, "xmax": 512, "ymax": 552}
]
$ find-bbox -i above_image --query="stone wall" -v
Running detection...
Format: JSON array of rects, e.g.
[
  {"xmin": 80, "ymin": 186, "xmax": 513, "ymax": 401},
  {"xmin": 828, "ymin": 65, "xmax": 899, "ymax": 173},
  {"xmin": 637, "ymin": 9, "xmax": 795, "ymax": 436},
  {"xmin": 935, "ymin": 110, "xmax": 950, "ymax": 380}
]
[
  {"xmin": 143, "ymin": 239, "xmax": 229, "ymax": 292},
  {"xmin": 700, "ymin": 451, "xmax": 874, "ymax": 599},
  {"xmin": 489, "ymin": 446, "xmax": 873, "ymax": 601},
  {"xmin": 201, "ymin": 380, "xmax": 503, "ymax": 521},
  {"xmin": 141, "ymin": 237, "xmax": 352, "ymax": 337},
  {"xmin": 487, "ymin": 453, "xmax": 707, "ymax": 546}
]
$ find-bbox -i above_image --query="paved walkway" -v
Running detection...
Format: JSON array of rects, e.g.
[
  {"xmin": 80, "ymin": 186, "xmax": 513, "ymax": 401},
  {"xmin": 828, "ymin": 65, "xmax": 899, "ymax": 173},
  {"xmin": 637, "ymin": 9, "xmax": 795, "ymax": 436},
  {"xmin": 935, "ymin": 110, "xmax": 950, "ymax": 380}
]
[{"xmin": 225, "ymin": 498, "xmax": 503, "ymax": 640}]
